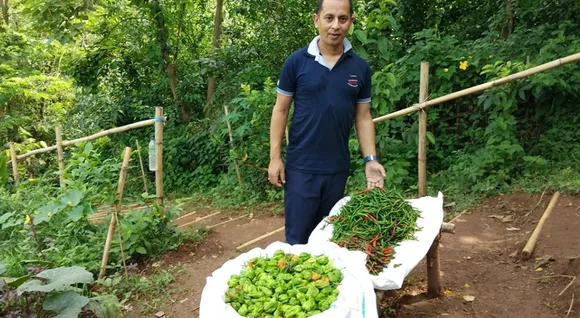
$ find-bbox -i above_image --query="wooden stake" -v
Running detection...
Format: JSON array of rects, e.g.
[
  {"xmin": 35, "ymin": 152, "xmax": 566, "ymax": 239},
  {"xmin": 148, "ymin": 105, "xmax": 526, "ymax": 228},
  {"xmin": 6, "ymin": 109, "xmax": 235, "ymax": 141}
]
[
  {"xmin": 155, "ymin": 107, "xmax": 164, "ymax": 215},
  {"xmin": 98, "ymin": 147, "xmax": 132, "ymax": 280},
  {"xmin": 373, "ymin": 52, "xmax": 580, "ymax": 123},
  {"xmin": 135, "ymin": 139, "xmax": 149, "ymax": 196},
  {"xmin": 224, "ymin": 105, "xmax": 243, "ymax": 188},
  {"xmin": 522, "ymin": 191, "xmax": 561, "ymax": 260},
  {"xmin": 55, "ymin": 126, "xmax": 65, "ymax": 189},
  {"xmin": 236, "ymin": 226, "xmax": 285, "ymax": 251},
  {"xmin": 8, "ymin": 142, "xmax": 18, "ymax": 186}
]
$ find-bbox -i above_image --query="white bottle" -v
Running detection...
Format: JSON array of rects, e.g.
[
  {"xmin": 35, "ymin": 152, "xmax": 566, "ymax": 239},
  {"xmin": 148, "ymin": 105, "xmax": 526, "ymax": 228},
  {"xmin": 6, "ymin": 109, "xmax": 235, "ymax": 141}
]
[{"xmin": 148, "ymin": 137, "xmax": 157, "ymax": 171}]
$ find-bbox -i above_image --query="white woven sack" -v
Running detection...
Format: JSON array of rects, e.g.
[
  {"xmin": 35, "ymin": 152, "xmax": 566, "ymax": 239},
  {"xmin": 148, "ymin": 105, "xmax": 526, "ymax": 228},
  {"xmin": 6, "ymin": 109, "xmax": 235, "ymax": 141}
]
[
  {"xmin": 199, "ymin": 241, "xmax": 378, "ymax": 318},
  {"xmin": 308, "ymin": 192, "xmax": 445, "ymax": 291}
]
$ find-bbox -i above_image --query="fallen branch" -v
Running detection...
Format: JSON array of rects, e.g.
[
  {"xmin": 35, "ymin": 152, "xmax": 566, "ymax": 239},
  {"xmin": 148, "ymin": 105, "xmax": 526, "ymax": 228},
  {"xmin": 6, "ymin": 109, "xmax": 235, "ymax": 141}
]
[
  {"xmin": 448, "ymin": 209, "xmax": 469, "ymax": 223},
  {"xmin": 525, "ymin": 189, "xmax": 546, "ymax": 218},
  {"xmin": 564, "ymin": 294, "xmax": 574, "ymax": 318},
  {"xmin": 560, "ymin": 276, "xmax": 577, "ymax": 297}
]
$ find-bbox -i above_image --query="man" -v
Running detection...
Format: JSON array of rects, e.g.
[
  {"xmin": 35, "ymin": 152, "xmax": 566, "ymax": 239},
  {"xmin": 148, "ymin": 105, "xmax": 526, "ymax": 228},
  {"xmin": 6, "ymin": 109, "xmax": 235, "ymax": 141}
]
[{"xmin": 268, "ymin": 0, "xmax": 386, "ymax": 245}]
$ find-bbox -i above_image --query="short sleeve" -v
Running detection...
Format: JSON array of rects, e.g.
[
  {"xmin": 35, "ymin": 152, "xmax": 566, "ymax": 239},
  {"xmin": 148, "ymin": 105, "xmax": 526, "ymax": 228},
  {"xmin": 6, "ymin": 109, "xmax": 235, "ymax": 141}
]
[
  {"xmin": 357, "ymin": 62, "xmax": 372, "ymax": 104},
  {"xmin": 277, "ymin": 55, "xmax": 296, "ymax": 97}
]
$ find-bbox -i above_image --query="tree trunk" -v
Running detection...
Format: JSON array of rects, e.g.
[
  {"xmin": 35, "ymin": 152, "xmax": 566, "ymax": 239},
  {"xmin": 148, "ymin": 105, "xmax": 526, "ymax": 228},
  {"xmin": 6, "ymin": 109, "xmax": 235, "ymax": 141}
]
[
  {"xmin": 206, "ymin": 0, "xmax": 224, "ymax": 104},
  {"xmin": 149, "ymin": 0, "xmax": 189, "ymax": 122},
  {"xmin": 174, "ymin": 0, "xmax": 186, "ymax": 62},
  {"xmin": 1, "ymin": 0, "xmax": 9, "ymax": 29},
  {"xmin": 501, "ymin": 0, "xmax": 514, "ymax": 39}
]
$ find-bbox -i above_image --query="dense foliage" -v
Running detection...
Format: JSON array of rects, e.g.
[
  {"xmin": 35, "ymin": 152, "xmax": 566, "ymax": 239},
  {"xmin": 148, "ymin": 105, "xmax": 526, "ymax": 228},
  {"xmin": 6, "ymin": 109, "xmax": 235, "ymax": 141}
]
[{"xmin": 1, "ymin": 0, "xmax": 579, "ymax": 286}]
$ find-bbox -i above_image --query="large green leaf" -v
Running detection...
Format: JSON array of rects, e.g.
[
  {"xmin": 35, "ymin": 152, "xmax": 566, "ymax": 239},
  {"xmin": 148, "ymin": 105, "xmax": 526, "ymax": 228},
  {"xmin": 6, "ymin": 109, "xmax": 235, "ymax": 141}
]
[
  {"xmin": 17, "ymin": 266, "xmax": 94, "ymax": 295},
  {"xmin": 69, "ymin": 205, "xmax": 84, "ymax": 222},
  {"xmin": 60, "ymin": 190, "xmax": 84, "ymax": 207},
  {"xmin": 43, "ymin": 290, "xmax": 90, "ymax": 318},
  {"xmin": 0, "ymin": 261, "xmax": 5, "ymax": 275}
]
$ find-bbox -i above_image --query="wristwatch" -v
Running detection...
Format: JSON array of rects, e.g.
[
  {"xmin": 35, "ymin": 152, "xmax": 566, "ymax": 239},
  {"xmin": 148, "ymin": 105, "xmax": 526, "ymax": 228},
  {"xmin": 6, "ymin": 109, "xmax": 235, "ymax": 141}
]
[{"xmin": 363, "ymin": 155, "xmax": 378, "ymax": 163}]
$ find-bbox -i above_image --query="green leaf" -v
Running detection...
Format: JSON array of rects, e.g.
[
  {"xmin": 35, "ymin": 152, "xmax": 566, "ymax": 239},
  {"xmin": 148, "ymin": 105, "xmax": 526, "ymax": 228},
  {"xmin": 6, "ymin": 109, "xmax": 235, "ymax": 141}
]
[
  {"xmin": 61, "ymin": 190, "xmax": 84, "ymax": 207},
  {"xmin": 17, "ymin": 266, "xmax": 94, "ymax": 295},
  {"xmin": 43, "ymin": 291, "xmax": 90, "ymax": 318},
  {"xmin": 84, "ymin": 142, "xmax": 93, "ymax": 155},
  {"xmin": 354, "ymin": 29, "xmax": 367, "ymax": 45},
  {"xmin": 378, "ymin": 38, "xmax": 389, "ymax": 56},
  {"xmin": 136, "ymin": 247, "xmax": 147, "ymax": 255},
  {"xmin": 426, "ymin": 132, "xmax": 436, "ymax": 144},
  {"xmin": 1, "ymin": 275, "xmax": 31, "ymax": 291},
  {"xmin": 0, "ymin": 262, "xmax": 5, "ymax": 275},
  {"xmin": 69, "ymin": 206, "xmax": 84, "ymax": 222}
]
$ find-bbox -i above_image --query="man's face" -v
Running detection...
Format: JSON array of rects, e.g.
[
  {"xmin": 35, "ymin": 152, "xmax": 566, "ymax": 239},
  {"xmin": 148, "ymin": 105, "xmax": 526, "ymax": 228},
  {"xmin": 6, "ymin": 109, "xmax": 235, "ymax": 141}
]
[{"xmin": 313, "ymin": 0, "xmax": 353, "ymax": 49}]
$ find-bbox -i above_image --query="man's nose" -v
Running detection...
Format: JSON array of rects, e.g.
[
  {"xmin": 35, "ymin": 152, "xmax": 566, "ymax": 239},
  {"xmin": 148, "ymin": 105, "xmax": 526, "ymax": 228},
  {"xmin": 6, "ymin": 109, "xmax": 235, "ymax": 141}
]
[{"xmin": 331, "ymin": 18, "xmax": 340, "ymax": 29}]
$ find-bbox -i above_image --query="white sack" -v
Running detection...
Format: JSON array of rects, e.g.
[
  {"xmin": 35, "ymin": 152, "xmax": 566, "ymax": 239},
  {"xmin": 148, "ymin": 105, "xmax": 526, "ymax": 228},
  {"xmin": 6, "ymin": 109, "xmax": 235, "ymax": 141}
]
[
  {"xmin": 199, "ymin": 241, "xmax": 378, "ymax": 318},
  {"xmin": 308, "ymin": 192, "xmax": 445, "ymax": 291}
]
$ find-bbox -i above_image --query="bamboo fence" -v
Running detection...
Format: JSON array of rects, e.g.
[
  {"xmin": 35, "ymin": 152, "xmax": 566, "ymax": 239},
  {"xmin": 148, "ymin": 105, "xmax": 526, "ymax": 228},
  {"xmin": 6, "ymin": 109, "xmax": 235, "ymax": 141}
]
[
  {"xmin": 371, "ymin": 52, "xmax": 580, "ymax": 297},
  {"xmin": 6, "ymin": 108, "xmax": 166, "ymax": 214}
]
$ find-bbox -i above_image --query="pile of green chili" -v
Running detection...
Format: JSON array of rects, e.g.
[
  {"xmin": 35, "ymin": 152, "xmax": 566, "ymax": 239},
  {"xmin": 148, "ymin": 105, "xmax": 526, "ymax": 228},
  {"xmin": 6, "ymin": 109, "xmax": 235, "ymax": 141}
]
[{"xmin": 328, "ymin": 187, "xmax": 422, "ymax": 275}]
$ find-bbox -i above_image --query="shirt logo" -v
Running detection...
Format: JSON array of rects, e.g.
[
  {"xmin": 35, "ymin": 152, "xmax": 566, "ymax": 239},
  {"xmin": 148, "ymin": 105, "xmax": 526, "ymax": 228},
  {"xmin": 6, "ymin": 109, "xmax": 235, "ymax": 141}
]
[{"xmin": 347, "ymin": 74, "xmax": 358, "ymax": 88}]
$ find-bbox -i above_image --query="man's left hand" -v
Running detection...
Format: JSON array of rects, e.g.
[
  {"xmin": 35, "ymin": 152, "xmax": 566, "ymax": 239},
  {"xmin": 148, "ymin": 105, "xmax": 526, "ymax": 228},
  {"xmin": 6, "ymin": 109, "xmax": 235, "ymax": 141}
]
[{"xmin": 365, "ymin": 161, "xmax": 386, "ymax": 189}]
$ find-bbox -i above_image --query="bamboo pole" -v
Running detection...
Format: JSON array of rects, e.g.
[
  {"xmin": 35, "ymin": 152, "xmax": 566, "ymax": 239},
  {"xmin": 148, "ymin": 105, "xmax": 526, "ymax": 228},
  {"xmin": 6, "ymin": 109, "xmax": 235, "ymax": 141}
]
[
  {"xmin": 155, "ymin": 107, "xmax": 164, "ymax": 215},
  {"xmin": 8, "ymin": 142, "xmax": 18, "ymax": 186},
  {"xmin": 522, "ymin": 191, "xmax": 560, "ymax": 260},
  {"xmin": 236, "ymin": 226, "xmax": 285, "ymax": 251},
  {"xmin": 135, "ymin": 139, "xmax": 149, "ymax": 196},
  {"xmin": 98, "ymin": 147, "xmax": 132, "ymax": 280},
  {"xmin": 224, "ymin": 105, "xmax": 243, "ymax": 188},
  {"xmin": 373, "ymin": 52, "xmax": 580, "ymax": 123},
  {"xmin": 177, "ymin": 211, "xmax": 221, "ymax": 229},
  {"xmin": 416, "ymin": 62, "xmax": 441, "ymax": 298},
  {"xmin": 418, "ymin": 62, "xmax": 429, "ymax": 197},
  {"xmin": 55, "ymin": 126, "xmax": 65, "ymax": 189},
  {"xmin": 17, "ymin": 118, "xmax": 159, "ymax": 160}
]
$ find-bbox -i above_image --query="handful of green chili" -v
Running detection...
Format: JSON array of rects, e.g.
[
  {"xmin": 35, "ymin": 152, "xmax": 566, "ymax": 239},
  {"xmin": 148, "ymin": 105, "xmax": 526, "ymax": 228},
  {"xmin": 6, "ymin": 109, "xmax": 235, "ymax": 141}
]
[{"xmin": 328, "ymin": 187, "xmax": 422, "ymax": 275}]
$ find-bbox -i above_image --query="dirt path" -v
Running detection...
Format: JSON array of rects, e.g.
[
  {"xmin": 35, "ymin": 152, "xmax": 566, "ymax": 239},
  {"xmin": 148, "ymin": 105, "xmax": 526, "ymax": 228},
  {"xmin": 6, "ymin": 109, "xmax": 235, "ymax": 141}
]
[
  {"xmin": 125, "ymin": 192, "xmax": 580, "ymax": 318},
  {"xmin": 126, "ymin": 206, "xmax": 286, "ymax": 317},
  {"xmin": 382, "ymin": 192, "xmax": 580, "ymax": 318}
]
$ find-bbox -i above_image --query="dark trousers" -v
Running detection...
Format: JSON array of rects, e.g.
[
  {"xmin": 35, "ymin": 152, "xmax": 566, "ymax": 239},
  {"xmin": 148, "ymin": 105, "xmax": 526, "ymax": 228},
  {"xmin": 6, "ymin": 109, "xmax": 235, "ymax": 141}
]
[{"xmin": 284, "ymin": 169, "xmax": 349, "ymax": 245}]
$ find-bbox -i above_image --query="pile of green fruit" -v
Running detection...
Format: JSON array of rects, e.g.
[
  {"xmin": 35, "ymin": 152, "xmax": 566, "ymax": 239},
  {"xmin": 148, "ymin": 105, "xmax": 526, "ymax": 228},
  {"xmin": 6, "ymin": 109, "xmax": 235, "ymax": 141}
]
[{"xmin": 224, "ymin": 249, "xmax": 343, "ymax": 318}]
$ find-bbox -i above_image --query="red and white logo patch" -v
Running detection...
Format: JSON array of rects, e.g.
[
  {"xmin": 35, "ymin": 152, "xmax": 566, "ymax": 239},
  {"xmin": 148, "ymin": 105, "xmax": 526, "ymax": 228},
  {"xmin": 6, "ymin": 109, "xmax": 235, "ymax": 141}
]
[{"xmin": 348, "ymin": 75, "xmax": 358, "ymax": 87}]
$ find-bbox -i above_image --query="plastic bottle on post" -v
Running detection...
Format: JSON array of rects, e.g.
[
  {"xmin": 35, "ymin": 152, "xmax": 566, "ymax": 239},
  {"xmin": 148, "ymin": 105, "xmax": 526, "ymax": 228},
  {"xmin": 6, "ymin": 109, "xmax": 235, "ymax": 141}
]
[{"xmin": 148, "ymin": 137, "xmax": 157, "ymax": 171}]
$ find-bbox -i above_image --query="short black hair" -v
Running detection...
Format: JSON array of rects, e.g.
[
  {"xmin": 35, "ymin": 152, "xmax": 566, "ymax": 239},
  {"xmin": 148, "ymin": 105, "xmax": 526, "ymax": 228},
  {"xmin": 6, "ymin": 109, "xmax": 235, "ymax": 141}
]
[{"xmin": 316, "ymin": 0, "xmax": 353, "ymax": 15}]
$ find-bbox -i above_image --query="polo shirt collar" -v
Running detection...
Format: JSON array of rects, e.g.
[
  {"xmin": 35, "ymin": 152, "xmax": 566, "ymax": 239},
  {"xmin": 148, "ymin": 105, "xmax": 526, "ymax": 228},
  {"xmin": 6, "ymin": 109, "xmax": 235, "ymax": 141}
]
[
  {"xmin": 306, "ymin": 35, "xmax": 352, "ymax": 69},
  {"xmin": 307, "ymin": 35, "xmax": 353, "ymax": 56}
]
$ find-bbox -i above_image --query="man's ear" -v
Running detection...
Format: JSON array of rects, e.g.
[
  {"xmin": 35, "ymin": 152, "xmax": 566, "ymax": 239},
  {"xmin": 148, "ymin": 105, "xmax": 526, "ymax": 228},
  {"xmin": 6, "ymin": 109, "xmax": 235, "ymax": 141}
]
[{"xmin": 312, "ymin": 13, "xmax": 319, "ymax": 28}]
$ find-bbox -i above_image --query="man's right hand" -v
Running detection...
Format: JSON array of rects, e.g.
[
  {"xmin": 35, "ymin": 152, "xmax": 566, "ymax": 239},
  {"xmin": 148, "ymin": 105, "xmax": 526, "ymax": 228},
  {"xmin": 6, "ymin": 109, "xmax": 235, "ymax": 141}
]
[{"xmin": 268, "ymin": 158, "xmax": 286, "ymax": 187}]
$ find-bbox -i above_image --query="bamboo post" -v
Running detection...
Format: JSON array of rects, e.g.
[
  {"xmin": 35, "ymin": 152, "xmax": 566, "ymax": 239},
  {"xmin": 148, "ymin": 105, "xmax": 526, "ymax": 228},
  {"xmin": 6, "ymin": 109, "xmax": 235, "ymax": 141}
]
[
  {"xmin": 155, "ymin": 107, "xmax": 164, "ymax": 215},
  {"xmin": 55, "ymin": 126, "xmax": 65, "ymax": 189},
  {"xmin": 416, "ymin": 62, "xmax": 441, "ymax": 298},
  {"xmin": 418, "ymin": 62, "xmax": 429, "ymax": 197},
  {"xmin": 8, "ymin": 142, "xmax": 18, "ymax": 186},
  {"xmin": 224, "ymin": 105, "xmax": 243, "ymax": 188},
  {"xmin": 98, "ymin": 147, "xmax": 132, "ymax": 280},
  {"xmin": 522, "ymin": 191, "xmax": 561, "ymax": 260},
  {"xmin": 135, "ymin": 139, "xmax": 149, "ymax": 196}
]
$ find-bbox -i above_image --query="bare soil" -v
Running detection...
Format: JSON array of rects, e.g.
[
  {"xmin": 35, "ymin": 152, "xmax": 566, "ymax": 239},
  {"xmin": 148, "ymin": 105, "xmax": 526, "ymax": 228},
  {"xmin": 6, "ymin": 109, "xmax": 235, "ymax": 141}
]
[{"xmin": 126, "ymin": 192, "xmax": 580, "ymax": 318}]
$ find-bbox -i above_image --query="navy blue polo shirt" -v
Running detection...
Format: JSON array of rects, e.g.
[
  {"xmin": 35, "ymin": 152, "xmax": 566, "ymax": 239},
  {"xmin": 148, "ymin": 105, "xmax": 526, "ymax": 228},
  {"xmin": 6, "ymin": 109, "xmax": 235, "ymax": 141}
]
[{"xmin": 277, "ymin": 36, "xmax": 372, "ymax": 175}]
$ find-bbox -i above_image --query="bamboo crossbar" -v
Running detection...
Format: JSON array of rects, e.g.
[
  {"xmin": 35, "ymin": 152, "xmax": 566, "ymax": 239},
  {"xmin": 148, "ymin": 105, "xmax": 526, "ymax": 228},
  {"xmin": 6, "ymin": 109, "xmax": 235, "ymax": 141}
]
[
  {"xmin": 15, "ymin": 118, "xmax": 160, "ymax": 160},
  {"xmin": 373, "ymin": 52, "xmax": 580, "ymax": 123}
]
